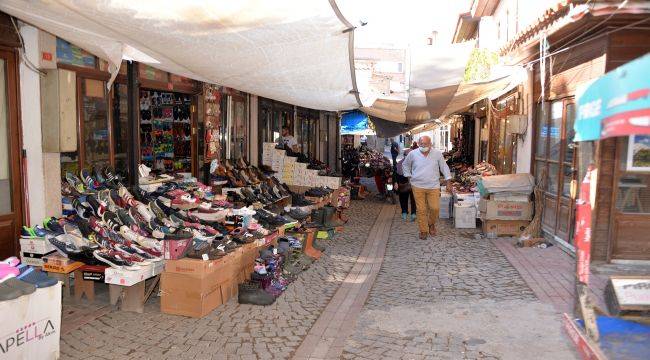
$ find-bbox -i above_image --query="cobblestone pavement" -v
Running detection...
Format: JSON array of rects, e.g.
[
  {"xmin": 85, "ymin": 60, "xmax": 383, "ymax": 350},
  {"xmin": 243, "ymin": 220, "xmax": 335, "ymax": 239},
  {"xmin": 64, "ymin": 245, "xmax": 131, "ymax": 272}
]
[
  {"xmin": 59, "ymin": 199, "xmax": 383, "ymax": 360},
  {"xmin": 342, "ymin": 212, "xmax": 578, "ymax": 360}
]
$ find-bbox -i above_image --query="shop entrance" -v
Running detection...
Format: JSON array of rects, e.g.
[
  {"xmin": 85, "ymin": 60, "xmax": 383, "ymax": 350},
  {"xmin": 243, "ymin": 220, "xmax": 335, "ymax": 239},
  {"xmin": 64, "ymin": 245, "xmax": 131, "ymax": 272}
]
[
  {"xmin": 534, "ymin": 99, "xmax": 578, "ymax": 245},
  {"xmin": 0, "ymin": 48, "xmax": 23, "ymax": 258}
]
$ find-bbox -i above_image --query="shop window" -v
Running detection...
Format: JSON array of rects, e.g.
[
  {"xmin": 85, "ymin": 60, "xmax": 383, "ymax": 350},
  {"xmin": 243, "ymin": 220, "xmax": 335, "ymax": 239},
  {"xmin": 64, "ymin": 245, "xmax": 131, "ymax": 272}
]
[
  {"xmin": 535, "ymin": 104, "xmax": 548, "ymax": 157},
  {"xmin": 0, "ymin": 59, "xmax": 11, "ymax": 215},
  {"xmin": 113, "ymin": 83, "xmax": 128, "ymax": 176},
  {"xmin": 548, "ymin": 101, "xmax": 563, "ymax": 161},
  {"xmin": 56, "ymin": 38, "xmax": 96, "ymax": 68},
  {"xmin": 231, "ymin": 95, "xmax": 248, "ymax": 159},
  {"xmin": 548, "ymin": 163, "xmax": 559, "ymax": 194},
  {"xmin": 81, "ymin": 78, "xmax": 110, "ymax": 170},
  {"xmin": 616, "ymin": 135, "xmax": 650, "ymax": 214},
  {"xmin": 565, "ymin": 103, "xmax": 576, "ymax": 163}
]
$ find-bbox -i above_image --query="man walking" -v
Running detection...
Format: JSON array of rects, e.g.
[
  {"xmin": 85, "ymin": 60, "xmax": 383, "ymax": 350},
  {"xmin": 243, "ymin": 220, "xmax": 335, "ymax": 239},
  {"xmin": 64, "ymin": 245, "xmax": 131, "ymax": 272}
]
[
  {"xmin": 402, "ymin": 136, "xmax": 452, "ymax": 239},
  {"xmin": 390, "ymin": 139, "xmax": 400, "ymax": 169}
]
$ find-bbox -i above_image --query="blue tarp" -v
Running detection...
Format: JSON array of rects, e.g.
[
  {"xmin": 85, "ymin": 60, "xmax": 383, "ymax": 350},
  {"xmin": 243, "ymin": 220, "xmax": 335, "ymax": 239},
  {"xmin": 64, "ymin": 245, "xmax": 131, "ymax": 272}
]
[
  {"xmin": 340, "ymin": 110, "xmax": 375, "ymax": 135},
  {"xmin": 575, "ymin": 54, "xmax": 650, "ymax": 141},
  {"xmin": 577, "ymin": 316, "xmax": 650, "ymax": 360}
]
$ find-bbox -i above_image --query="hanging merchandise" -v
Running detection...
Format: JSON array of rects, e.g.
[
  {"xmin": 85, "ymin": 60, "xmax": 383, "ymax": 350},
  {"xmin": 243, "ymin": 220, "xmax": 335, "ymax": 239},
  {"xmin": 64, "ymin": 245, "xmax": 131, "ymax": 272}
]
[
  {"xmin": 139, "ymin": 90, "xmax": 192, "ymax": 173},
  {"xmin": 204, "ymin": 84, "xmax": 222, "ymax": 161}
]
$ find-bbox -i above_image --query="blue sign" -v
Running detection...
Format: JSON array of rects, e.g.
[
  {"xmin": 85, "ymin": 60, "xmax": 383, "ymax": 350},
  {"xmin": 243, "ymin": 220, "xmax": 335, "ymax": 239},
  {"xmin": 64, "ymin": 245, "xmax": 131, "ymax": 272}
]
[
  {"xmin": 341, "ymin": 110, "xmax": 374, "ymax": 135},
  {"xmin": 575, "ymin": 54, "xmax": 650, "ymax": 141}
]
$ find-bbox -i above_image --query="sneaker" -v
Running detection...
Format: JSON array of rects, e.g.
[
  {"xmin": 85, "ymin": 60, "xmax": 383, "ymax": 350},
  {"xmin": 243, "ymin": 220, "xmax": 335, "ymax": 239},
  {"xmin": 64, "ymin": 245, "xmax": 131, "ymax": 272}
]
[
  {"xmin": 65, "ymin": 172, "xmax": 86, "ymax": 194},
  {"xmin": 86, "ymin": 194, "xmax": 106, "ymax": 217},
  {"xmin": 118, "ymin": 186, "xmax": 139, "ymax": 207},
  {"xmin": 21, "ymin": 225, "xmax": 47, "ymax": 238},
  {"xmin": 43, "ymin": 217, "xmax": 64, "ymax": 235},
  {"xmin": 102, "ymin": 211, "xmax": 123, "ymax": 231},
  {"xmin": 93, "ymin": 250, "xmax": 139, "ymax": 270},
  {"xmin": 401, "ymin": 213, "xmax": 407, "ymax": 220},
  {"xmin": 80, "ymin": 169, "xmax": 97, "ymax": 190},
  {"xmin": 119, "ymin": 226, "xmax": 162, "ymax": 251},
  {"xmin": 47, "ymin": 234, "xmax": 80, "ymax": 257}
]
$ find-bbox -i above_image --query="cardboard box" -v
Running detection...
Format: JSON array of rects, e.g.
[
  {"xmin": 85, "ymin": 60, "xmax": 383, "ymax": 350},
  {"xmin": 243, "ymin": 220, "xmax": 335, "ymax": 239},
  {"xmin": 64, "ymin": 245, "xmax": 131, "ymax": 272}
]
[
  {"xmin": 482, "ymin": 219, "xmax": 530, "ymax": 236},
  {"xmin": 220, "ymin": 279, "xmax": 239, "ymax": 303},
  {"xmin": 162, "ymin": 239, "xmax": 191, "ymax": 260},
  {"xmin": 160, "ymin": 274, "xmax": 223, "ymax": 318},
  {"xmin": 19, "ymin": 237, "xmax": 56, "ymax": 254},
  {"xmin": 454, "ymin": 204, "xmax": 476, "ymax": 229},
  {"xmin": 42, "ymin": 254, "xmax": 83, "ymax": 273},
  {"xmin": 0, "ymin": 283, "xmax": 61, "ymax": 359},
  {"xmin": 21, "ymin": 250, "xmax": 56, "ymax": 267},
  {"xmin": 164, "ymin": 256, "xmax": 235, "ymax": 287},
  {"xmin": 479, "ymin": 199, "xmax": 533, "ymax": 220}
]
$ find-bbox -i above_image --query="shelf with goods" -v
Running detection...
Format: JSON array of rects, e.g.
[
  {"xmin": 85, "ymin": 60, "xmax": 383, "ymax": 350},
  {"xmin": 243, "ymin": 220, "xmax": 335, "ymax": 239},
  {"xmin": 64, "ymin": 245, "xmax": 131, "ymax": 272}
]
[{"xmin": 140, "ymin": 89, "xmax": 194, "ymax": 173}]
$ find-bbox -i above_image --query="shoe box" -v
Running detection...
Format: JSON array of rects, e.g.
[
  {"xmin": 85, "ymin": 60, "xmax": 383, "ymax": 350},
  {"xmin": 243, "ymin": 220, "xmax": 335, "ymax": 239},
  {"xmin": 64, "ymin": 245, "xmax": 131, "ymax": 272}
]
[
  {"xmin": 105, "ymin": 261, "xmax": 164, "ymax": 286},
  {"xmin": 439, "ymin": 192, "xmax": 452, "ymax": 219},
  {"xmin": 161, "ymin": 256, "xmax": 237, "ymax": 318},
  {"xmin": 19, "ymin": 237, "xmax": 57, "ymax": 266},
  {"xmin": 42, "ymin": 254, "xmax": 84, "ymax": 273}
]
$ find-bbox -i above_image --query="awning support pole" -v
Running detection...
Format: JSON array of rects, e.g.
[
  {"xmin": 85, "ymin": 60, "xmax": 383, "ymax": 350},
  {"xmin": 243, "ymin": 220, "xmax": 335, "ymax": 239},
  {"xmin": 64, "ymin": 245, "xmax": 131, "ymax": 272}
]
[{"xmin": 127, "ymin": 61, "xmax": 139, "ymax": 187}]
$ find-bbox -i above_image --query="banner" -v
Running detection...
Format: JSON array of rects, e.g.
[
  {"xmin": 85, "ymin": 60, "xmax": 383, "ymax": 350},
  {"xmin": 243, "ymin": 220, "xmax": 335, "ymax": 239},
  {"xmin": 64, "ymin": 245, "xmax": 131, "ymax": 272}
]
[
  {"xmin": 574, "ymin": 165, "xmax": 595, "ymax": 284},
  {"xmin": 341, "ymin": 110, "xmax": 375, "ymax": 135},
  {"xmin": 575, "ymin": 54, "xmax": 650, "ymax": 141}
]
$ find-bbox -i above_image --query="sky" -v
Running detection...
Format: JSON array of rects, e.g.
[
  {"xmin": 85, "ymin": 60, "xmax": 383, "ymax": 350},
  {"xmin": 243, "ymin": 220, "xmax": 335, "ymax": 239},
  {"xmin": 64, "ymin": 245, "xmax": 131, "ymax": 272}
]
[{"xmin": 339, "ymin": 0, "xmax": 472, "ymax": 48}]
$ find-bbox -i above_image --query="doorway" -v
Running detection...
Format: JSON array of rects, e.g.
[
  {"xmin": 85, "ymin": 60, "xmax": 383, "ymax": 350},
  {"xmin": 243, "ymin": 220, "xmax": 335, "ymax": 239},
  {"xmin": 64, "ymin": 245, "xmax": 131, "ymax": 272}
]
[{"xmin": 0, "ymin": 48, "xmax": 24, "ymax": 258}]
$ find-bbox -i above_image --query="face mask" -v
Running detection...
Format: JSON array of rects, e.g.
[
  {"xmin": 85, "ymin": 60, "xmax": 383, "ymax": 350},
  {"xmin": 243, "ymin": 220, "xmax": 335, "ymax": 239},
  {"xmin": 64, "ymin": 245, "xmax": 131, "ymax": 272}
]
[{"xmin": 419, "ymin": 146, "xmax": 430, "ymax": 153}]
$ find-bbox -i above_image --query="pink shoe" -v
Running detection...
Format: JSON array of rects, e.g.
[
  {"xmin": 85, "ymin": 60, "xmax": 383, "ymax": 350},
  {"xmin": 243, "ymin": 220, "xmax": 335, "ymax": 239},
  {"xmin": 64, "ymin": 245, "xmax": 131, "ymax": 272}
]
[{"xmin": 0, "ymin": 265, "xmax": 20, "ymax": 282}]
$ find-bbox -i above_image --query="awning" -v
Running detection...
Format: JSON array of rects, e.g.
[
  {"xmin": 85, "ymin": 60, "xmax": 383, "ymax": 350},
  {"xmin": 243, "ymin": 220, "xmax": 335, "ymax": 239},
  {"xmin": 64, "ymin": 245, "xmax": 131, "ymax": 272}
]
[
  {"xmin": 1, "ymin": 0, "xmax": 359, "ymax": 111},
  {"xmin": 361, "ymin": 41, "xmax": 527, "ymax": 125},
  {"xmin": 575, "ymin": 54, "xmax": 650, "ymax": 141}
]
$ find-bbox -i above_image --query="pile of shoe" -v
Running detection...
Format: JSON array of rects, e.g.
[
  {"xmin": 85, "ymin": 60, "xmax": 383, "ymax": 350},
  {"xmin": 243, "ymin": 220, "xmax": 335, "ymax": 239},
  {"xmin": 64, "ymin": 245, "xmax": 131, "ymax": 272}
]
[
  {"xmin": 304, "ymin": 187, "xmax": 334, "ymax": 198},
  {"xmin": 238, "ymin": 237, "xmax": 302, "ymax": 305},
  {"xmin": 55, "ymin": 166, "xmax": 311, "ymax": 271},
  {"xmin": 0, "ymin": 257, "xmax": 57, "ymax": 301}
]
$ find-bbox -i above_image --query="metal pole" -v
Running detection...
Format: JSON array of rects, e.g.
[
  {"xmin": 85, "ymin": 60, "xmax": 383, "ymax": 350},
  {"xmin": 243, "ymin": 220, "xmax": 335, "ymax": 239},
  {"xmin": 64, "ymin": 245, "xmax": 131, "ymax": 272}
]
[{"xmin": 127, "ymin": 61, "xmax": 139, "ymax": 187}]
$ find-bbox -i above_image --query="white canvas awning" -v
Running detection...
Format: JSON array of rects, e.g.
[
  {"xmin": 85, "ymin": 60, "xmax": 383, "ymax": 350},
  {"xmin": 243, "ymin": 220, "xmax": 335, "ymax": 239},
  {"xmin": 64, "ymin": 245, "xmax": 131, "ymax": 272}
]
[
  {"xmin": 362, "ymin": 41, "xmax": 528, "ymax": 124},
  {"xmin": 1, "ymin": 0, "xmax": 360, "ymax": 111}
]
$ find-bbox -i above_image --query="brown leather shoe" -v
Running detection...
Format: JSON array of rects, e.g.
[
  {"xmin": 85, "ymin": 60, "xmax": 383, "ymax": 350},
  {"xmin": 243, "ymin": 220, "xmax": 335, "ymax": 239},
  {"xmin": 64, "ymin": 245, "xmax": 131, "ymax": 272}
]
[
  {"xmin": 429, "ymin": 224, "xmax": 437, "ymax": 236},
  {"xmin": 419, "ymin": 232, "xmax": 428, "ymax": 240}
]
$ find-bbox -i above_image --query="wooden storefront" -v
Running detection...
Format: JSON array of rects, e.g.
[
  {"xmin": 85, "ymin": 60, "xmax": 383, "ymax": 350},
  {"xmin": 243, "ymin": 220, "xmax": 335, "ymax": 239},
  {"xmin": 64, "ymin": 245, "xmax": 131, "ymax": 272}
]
[{"xmin": 530, "ymin": 27, "xmax": 650, "ymax": 262}]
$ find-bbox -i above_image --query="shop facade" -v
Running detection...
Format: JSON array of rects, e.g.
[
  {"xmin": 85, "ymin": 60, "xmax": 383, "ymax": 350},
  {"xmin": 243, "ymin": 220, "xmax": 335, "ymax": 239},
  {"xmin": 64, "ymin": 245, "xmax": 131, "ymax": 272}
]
[
  {"xmin": 0, "ymin": 13, "xmax": 24, "ymax": 258},
  {"xmin": 530, "ymin": 28, "xmax": 650, "ymax": 262},
  {"xmin": 451, "ymin": 1, "xmax": 650, "ymax": 261}
]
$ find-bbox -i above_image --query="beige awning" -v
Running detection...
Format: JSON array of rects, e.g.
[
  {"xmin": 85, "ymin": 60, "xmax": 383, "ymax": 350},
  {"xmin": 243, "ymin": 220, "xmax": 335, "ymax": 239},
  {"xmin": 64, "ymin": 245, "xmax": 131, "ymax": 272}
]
[{"xmin": 362, "ymin": 62, "xmax": 527, "ymax": 124}]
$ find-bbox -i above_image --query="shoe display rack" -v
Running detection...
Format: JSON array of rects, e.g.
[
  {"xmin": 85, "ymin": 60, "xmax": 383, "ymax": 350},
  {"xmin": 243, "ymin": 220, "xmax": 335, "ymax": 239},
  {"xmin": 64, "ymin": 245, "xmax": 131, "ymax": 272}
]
[{"xmin": 139, "ymin": 90, "xmax": 192, "ymax": 173}]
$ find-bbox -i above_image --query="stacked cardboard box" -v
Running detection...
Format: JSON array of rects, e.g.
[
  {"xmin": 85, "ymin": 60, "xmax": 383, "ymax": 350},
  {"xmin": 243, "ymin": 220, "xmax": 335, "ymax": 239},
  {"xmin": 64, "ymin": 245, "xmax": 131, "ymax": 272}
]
[
  {"xmin": 161, "ymin": 242, "xmax": 265, "ymax": 318},
  {"xmin": 260, "ymin": 142, "xmax": 341, "ymax": 190},
  {"xmin": 452, "ymin": 192, "xmax": 481, "ymax": 228},
  {"xmin": 477, "ymin": 174, "xmax": 534, "ymax": 237}
]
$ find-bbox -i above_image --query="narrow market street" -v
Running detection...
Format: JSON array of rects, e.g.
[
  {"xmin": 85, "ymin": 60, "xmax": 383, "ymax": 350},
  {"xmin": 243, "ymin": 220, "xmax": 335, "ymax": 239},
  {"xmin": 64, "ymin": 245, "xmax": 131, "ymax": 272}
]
[{"xmin": 59, "ymin": 187, "xmax": 579, "ymax": 360}]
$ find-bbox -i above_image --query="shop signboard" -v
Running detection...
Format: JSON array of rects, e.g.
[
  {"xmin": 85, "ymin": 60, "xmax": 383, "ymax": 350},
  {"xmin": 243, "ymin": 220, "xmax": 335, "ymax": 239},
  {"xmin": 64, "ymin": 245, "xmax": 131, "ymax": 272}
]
[{"xmin": 575, "ymin": 54, "xmax": 650, "ymax": 141}]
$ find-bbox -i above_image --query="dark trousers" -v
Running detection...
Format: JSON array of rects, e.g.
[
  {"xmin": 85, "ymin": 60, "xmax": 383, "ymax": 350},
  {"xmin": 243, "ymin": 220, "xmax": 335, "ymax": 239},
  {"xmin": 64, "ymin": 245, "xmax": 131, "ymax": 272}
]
[{"xmin": 398, "ymin": 190, "xmax": 417, "ymax": 214}]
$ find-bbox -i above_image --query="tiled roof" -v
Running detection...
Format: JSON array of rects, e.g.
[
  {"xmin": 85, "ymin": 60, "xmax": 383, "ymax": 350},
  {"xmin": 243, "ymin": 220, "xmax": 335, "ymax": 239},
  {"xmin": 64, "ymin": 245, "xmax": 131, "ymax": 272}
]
[{"xmin": 499, "ymin": 0, "xmax": 574, "ymax": 55}]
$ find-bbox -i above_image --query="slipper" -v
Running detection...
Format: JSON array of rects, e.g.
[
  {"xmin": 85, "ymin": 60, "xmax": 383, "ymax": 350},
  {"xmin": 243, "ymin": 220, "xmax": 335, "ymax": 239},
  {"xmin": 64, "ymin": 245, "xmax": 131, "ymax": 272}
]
[
  {"xmin": 0, "ymin": 280, "xmax": 23, "ymax": 301},
  {"xmin": 3, "ymin": 277, "xmax": 36, "ymax": 296},
  {"xmin": 1, "ymin": 256, "xmax": 20, "ymax": 267},
  {"xmin": 17, "ymin": 267, "xmax": 58, "ymax": 288}
]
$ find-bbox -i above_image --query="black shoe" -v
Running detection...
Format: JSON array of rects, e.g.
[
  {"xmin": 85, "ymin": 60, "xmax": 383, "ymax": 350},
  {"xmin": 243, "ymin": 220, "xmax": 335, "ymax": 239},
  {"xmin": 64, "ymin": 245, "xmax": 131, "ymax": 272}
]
[
  {"xmin": 238, "ymin": 281, "xmax": 276, "ymax": 305},
  {"xmin": 102, "ymin": 211, "xmax": 123, "ymax": 232}
]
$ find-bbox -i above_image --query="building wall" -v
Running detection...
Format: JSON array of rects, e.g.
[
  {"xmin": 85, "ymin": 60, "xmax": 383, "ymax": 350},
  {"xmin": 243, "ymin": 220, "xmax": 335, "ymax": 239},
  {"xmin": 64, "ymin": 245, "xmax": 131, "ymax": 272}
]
[
  {"xmin": 516, "ymin": 69, "xmax": 534, "ymax": 173},
  {"xmin": 18, "ymin": 24, "xmax": 62, "ymax": 224}
]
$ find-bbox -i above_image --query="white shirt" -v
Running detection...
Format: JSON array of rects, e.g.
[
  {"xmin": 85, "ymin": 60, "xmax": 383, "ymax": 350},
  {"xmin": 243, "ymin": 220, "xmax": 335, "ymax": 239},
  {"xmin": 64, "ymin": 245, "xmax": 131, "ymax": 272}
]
[
  {"xmin": 401, "ymin": 148, "xmax": 452, "ymax": 189},
  {"xmin": 277, "ymin": 135, "xmax": 297, "ymax": 149}
]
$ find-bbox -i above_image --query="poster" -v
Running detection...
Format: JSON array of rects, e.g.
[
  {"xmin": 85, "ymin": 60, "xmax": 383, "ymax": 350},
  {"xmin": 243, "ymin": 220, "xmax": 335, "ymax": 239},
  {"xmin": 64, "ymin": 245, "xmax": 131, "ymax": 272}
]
[{"xmin": 627, "ymin": 135, "xmax": 650, "ymax": 171}]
